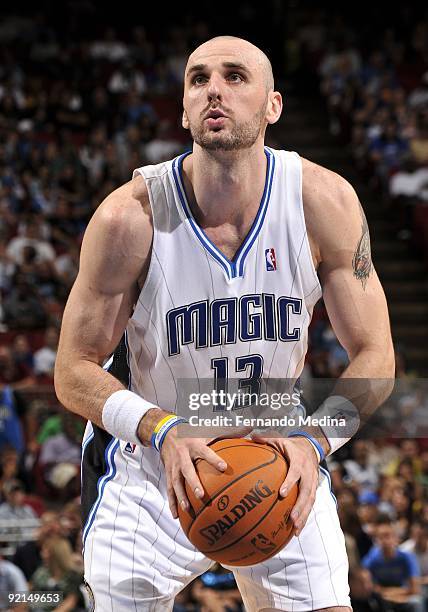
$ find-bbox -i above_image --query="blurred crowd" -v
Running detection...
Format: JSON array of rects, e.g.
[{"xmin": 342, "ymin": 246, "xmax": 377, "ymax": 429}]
[
  {"xmin": 0, "ymin": 4, "xmax": 427, "ymax": 612},
  {"xmin": 0, "ymin": 13, "xmax": 200, "ymax": 338},
  {"xmin": 301, "ymin": 9, "xmax": 428, "ymax": 244}
]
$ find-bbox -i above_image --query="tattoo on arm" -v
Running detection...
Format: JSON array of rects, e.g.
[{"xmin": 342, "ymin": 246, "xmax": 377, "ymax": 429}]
[{"xmin": 352, "ymin": 202, "xmax": 372, "ymax": 290}]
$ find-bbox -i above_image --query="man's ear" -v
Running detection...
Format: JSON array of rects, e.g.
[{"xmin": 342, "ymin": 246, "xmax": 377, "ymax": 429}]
[
  {"xmin": 266, "ymin": 91, "xmax": 283, "ymax": 126},
  {"xmin": 182, "ymin": 109, "xmax": 189, "ymax": 130}
]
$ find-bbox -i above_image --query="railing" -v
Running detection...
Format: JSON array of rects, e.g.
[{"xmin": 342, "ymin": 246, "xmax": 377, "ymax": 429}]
[{"xmin": 0, "ymin": 517, "xmax": 41, "ymax": 556}]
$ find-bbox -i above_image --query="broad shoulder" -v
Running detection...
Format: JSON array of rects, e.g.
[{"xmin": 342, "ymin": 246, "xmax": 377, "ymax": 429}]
[
  {"xmin": 301, "ymin": 157, "xmax": 362, "ymax": 266},
  {"xmin": 86, "ymin": 173, "xmax": 152, "ymax": 258},
  {"xmin": 79, "ymin": 173, "xmax": 152, "ymax": 291},
  {"xmin": 96, "ymin": 172, "xmax": 151, "ymax": 229},
  {"xmin": 301, "ymin": 157, "xmax": 359, "ymax": 221}
]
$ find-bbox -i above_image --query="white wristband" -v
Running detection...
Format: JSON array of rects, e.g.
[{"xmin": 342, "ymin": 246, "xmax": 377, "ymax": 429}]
[
  {"xmin": 311, "ymin": 395, "xmax": 360, "ymax": 455},
  {"xmin": 102, "ymin": 389, "xmax": 157, "ymax": 445}
]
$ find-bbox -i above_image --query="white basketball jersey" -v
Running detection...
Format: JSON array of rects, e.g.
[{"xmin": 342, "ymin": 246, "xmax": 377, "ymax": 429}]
[
  {"xmin": 127, "ymin": 147, "xmax": 321, "ymax": 411},
  {"xmin": 82, "ymin": 150, "xmax": 350, "ymax": 611}
]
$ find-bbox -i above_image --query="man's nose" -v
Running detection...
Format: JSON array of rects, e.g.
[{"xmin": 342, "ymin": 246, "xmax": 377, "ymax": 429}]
[{"xmin": 207, "ymin": 73, "xmax": 223, "ymax": 101}]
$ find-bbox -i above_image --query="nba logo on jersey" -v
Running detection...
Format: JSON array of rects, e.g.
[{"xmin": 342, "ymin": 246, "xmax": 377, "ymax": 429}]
[
  {"xmin": 124, "ymin": 442, "xmax": 136, "ymax": 454},
  {"xmin": 265, "ymin": 248, "xmax": 277, "ymax": 271}
]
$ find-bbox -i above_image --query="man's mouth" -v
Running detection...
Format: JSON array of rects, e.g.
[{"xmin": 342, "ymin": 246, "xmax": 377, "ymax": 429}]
[
  {"xmin": 205, "ymin": 109, "xmax": 227, "ymax": 119},
  {"xmin": 204, "ymin": 109, "xmax": 228, "ymax": 129}
]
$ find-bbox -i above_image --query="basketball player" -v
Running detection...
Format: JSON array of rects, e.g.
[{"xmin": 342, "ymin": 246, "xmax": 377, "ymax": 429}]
[{"xmin": 54, "ymin": 36, "xmax": 395, "ymax": 611}]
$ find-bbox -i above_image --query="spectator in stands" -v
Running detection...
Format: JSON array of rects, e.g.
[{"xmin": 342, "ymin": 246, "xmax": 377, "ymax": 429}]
[
  {"xmin": 120, "ymin": 89, "xmax": 157, "ymax": 131},
  {"xmin": 143, "ymin": 119, "xmax": 182, "ymax": 164},
  {"xmin": 191, "ymin": 566, "xmax": 243, "ymax": 612},
  {"xmin": 350, "ymin": 567, "xmax": 388, "ymax": 612},
  {"xmin": 358, "ymin": 490, "xmax": 380, "ymax": 540},
  {"xmin": 0, "ymin": 479, "xmax": 38, "ymax": 542},
  {"xmin": 0, "ymin": 447, "xmax": 20, "ymax": 492},
  {"xmin": 46, "ymin": 196, "xmax": 78, "ymax": 251},
  {"xmin": 0, "ymin": 346, "xmax": 35, "ymax": 387},
  {"xmin": 370, "ymin": 439, "xmax": 402, "ymax": 476},
  {"xmin": 0, "ymin": 391, "xmax": 24, "ymax": 455},
  {"xmin": 417, "ymin": 451, "xmax": 428, "ymax": 492},
  {"xmin": 2, "ymin": 273, "xmax": 48, "ymax": 330},
  {"xmin": 108, "ymin": 59, "xmax": 147, "ymax": 96},
  {"xmin": 11, "ymin": 335, "xmax": 34, "ymax": 378},
  {"xmin": 6, "ymin": 218, "xmax": 55, "ymax": 267},
  {"xmin": 369, "ymin": 121, "xmax": 409, "ymax": 185},
  {"xmin": 363, "ymin": 515, "xmax": 421, "ymax": 611},
  {"xmin": 53, "ymin": 242, "xmax": 79, "ymax": 291},
  {"xmin": 409, "ymin": 112, "xmax": 428, "ymax": 166},
  {"xmin": 30, "ymin": 535, "xmax": 85, "ymax": 611},
  {"xmin": 33, "ymin": 326, "xmax": 58, "ymax": 379},
  {"xmin": 377, "ymin": 476, "xmax": 403, "ymax": 519},
  {"xmin": 0, "ymin": 479, "xmax": 37, "ymax": 521},
  {"xmin": 0, "ymin": 239, "xmax": 16, "ymax": 295},
  {"xmin": 12, "ymin": 510, "xmax": 60, "ymax": 582},
  {"xmin": 0, "ymin": 554, "xmax": 28, "ymax": 611},
  {"xmin": 390, "ymin": 488, "xmax": 414, "ymax": 541},
  {"xmin": 38, "ymin": 413, "xmax": 81, "ymax": 501},
  {"xmin": 89, "ymin": 27, "xmax": 129, "ymax": 63},
  {"xmin": 401, "ymin": 522, "xmax": 428, "ymax": 611},
  {"xmin": 339, "ymin": 501, "xmax": 374, "ymax": 563},
  {"xmin": 385, "ymin": 440, "xmax": 422, "ymax": 478},
  {"xmin": 408, "ymin": 72, "xmax": 428, "ymax": 111},
  {"xmin": 396, "ymin": 458, "xmax": 422, "ymax": 509},
  {"xmin": 389, "ymin": 157, "xmax": 428, "ymax": 203},
  {"xmin": 54, "ymin": 88, "xmax": 89, "ymax": 134},
  {"xmin": 79, "ymin": 127, "xmax": 108, "ymax": 188},
  {"xmin": 344, "ymin": 441, "xmax": 380, "ymax": 492}
]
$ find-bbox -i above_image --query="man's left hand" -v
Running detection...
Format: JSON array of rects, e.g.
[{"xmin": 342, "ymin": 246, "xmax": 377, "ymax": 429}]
[{"xmin": 250, "ymin": 433, "xmax": 320, "ymax": 536}]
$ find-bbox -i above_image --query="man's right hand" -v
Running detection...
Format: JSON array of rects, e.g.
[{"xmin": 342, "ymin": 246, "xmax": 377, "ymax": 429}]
[{"xmin": 160, "ymin": 426, "xmax": 227, "ymax": 518}]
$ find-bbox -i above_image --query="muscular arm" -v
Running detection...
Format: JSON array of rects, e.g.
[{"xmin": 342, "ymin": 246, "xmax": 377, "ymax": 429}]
[
  {"xmin": 240, "ymin": 160, "xmax": 395, "ymax": 536},
  {"xmin": 54, "ymin": 175, "xmax": 154, "ymax": 430},
  {"xmin": 303, "ymin": 159, "xmax": 395, "ymax": 452},
  {"xmin": 54, "ymin": 175, "xmax": 226, "ymax": 511}
]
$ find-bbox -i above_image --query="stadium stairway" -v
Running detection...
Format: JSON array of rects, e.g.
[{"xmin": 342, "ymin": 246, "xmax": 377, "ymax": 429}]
[{"xmin": 274, "ymin": 96, "xmax": 428, "ymax": 376}]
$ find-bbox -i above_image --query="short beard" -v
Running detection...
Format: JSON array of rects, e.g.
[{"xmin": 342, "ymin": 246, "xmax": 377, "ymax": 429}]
[{"xmin": 189, "ymin": 104, "xmax": 267, "ymax": 151}]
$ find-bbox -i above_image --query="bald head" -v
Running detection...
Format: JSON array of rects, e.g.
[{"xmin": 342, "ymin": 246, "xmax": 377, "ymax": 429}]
[
  {"xmin": 186, "ymin": 36, "xmax": 274, "ymax": 92},
  {"xmin": 182, "ymin": 35, "xmax": 282, "ymax": 151}
]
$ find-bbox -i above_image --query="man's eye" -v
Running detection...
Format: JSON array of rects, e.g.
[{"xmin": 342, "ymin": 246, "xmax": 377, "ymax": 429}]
[
  {"xmin": 228, "ymin": 73, "xmax": 244, "ymax": 82},
  {"xmin": 193, "ymin": 75, "xmax": 207, "ymax": 85}
]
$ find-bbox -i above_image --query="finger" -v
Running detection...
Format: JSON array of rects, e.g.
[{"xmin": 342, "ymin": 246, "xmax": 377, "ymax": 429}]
[
  {"xmin": 279, "ymin": 465, "xmax": 300, "ymax": 497},
  {"xmin": 249, "ymin": 434, "xmax": 283, "ymax": 454},
  {"xmin": 290, "ymin": 475, "xmax": 317, "ymax": 535},
  {"xmin": 195, "ymin": 444, "xmax": 227, "ymax": 472},
  {"xmin": 167, "ymin": 482, "xmax": 178, "ymax": 519},
  {"xmin": 180, "ymin": 458, "xmax": 205, "ymax": 499},
  {"xmin": 171, "ymin": 469, "xmax": 192, "ymax": 509},
  {"xmin": 294, "ymin": 485, "xmax": 317, "ymax": 537}
]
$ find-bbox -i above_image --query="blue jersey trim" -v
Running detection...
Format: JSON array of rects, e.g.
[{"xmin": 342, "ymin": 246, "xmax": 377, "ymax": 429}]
[
  {"xmin": 82, "ymin": 335, "xmax": 131, "ymax": 552},
  {"xmin": 82, "ymin": 430, "xmax": 94, "ymax": 456},
  {"xmin": 80, "ymin": 429, "xmax": 94, "ymax": 495},
  {"xmin": 235, "ymin": 148, "xmax": 275, "ymax": 277},
  {"xmin": 172, "ymin": 153, "xmax": 232, "ymax": 279},
  {"xmin": 82, "ymin": 437, "xmax": 120, "ymax": 551},
  {"xmin": 172, "ymin": 147, "xmax": 275, "ymax": 280},
  {"xmin": 319, "ymin": 465, "xmax": 337, "ymax": 506}
]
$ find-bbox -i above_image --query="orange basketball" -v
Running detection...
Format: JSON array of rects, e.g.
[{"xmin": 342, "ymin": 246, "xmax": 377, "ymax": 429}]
[{"xmin": 177, "ymin": 438, "xmax": 298, "ymax": 566}]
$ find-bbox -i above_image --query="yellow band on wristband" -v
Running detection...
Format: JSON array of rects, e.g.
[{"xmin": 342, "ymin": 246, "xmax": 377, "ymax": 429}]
[{"xmin": 153, "ymin": 414, "xmax": 175, "ymax": 435}]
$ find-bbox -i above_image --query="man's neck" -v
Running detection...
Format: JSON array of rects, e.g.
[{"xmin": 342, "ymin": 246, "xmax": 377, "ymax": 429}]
[{"xmin": 182, "ymin": 144, "xmax": 267, "ymax": 229}]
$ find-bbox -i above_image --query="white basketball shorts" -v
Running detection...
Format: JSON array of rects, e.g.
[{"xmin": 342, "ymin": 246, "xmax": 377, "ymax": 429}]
[{"xmin": 82, "ymin": 437, "xmax": 350, "ymax": 611}]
